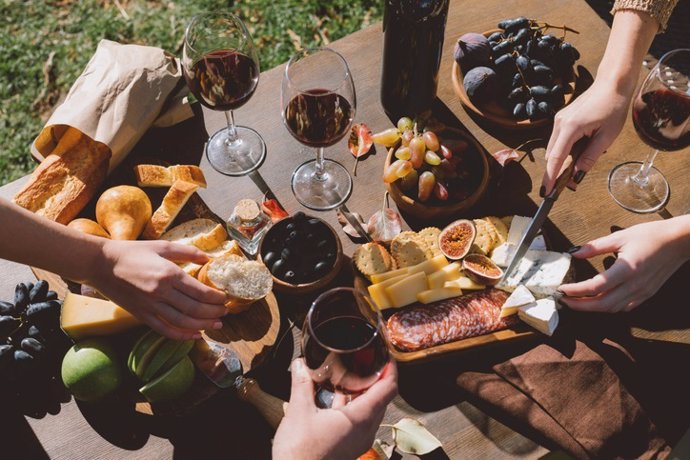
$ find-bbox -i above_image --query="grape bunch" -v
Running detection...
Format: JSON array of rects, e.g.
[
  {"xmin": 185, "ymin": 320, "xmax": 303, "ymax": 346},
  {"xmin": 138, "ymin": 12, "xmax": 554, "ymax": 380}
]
[
  {"xmin": 455, "ymin": 17, "xmax": 581, "ymax": 121},
  {"xmin": 373, "ymin": 117, "xmax": 475, "ymax": 204},
  {"xmin": 0, "ymin": 280, "xmax": 70, "ymax": 397}
]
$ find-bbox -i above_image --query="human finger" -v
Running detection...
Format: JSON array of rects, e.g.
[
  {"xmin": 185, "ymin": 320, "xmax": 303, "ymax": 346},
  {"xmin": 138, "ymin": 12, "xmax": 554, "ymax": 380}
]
[
  {"xmin": 332, "ymin": 393, "xmax": 350, "ymax": 409},
  {"xmin": 174, "ymin": 271, "xmax": 228, "ymax": 305},
  {"xmin": 168, "ymin": 287, "xmax": 226, "ymax": 321},
  {"xmin": 139, "ymin": 312, "xmax": 201, "ymax": 340},
  {"xmin": 542, "ymin": 127, "xmax": 578, "ymax": 196},
  {"xmin": 569, "ymin": 233, "xmax": 621, "ymax": 259},
  {"xmin": 560, "ymin": 283, "xmax": 631, "ymax": 313},
  {"xmin": 150, "ymin": 301, "xmax": 222, "ymax": 331},
  {"xmin": 344, "ymin": 361, "xmax": 397, "ymax": 421},
  {"xmin": 560, "ymin": 260, "xmax": 631, "ymax": 298},
  {"xmin": 155, "ymin": 241, "xmax": 210, "ymax": 265},
  {"xmin": 287, "ymin": 358, "xmax": 316, "ymax": 415}
]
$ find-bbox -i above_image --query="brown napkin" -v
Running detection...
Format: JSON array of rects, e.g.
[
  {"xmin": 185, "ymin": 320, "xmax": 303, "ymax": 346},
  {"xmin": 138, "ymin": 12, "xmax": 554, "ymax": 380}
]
[{"xmin": 457, "ymin": 339, "xmax": 672, "ymax": 459}]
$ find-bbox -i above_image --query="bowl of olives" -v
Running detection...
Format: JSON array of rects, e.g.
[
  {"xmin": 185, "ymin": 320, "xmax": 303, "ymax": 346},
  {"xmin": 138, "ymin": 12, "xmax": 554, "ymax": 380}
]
[
  {"xmin": 451, "ymin": 17, "xmax": 581, "ymax": 128},
  {"xmin": 258, "ymin": 212, "xmax": 343, "ymax": 294}
]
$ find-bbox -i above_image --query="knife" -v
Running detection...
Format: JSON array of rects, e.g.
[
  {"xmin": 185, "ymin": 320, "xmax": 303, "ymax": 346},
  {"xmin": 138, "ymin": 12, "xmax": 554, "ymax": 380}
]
[
  {"xmin": 191, "ymin": 339, "xmax": 286, "ymax": 429},
  {"xmin": 503, "ymin": 138, "xmax": 588, "ymax": 280}
]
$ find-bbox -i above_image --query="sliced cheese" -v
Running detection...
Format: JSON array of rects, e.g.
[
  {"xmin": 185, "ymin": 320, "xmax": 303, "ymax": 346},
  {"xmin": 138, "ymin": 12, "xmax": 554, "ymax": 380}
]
[
  {"xmin": 506, "ymin": 215, "xmax": 531, "ymax": 246},
  {"xmin": 406, "ymin": 255, "xmax": 449, "ymax": 276},
  {"xmin": 60, "ymin": 292, "xmax": 142, "ymax": 340},
  {"xmin": 370, "ymin": 267, "xmax": 409, "ymax": 284},
  {"xmin": 427, "ymin": 262, "xmax": 462, "ymax": 289},
  {"xmin": 444, "ymin": 276, "xmax": 485, "ymax": 290},
  {"xmin": 498, "ymin": 250, "xmax": 571, "ymax": 298},
  {"xmin": 384, "ymin": 272, "xmax": 428, "ymax": 309},
  {"xmin": 368, "ymin": 273, "xmax": 409, "ymax": 309},
  {"xmin": 500, "ymin": 284, "xmax": 536, "ymax": 317},
  {"xmin": 518, "ymin": 297, "xmax": 559, "ymax": 336},
  {"xmin": 417, "ymin": 287, "xmax": 462, "ymax": 304}
]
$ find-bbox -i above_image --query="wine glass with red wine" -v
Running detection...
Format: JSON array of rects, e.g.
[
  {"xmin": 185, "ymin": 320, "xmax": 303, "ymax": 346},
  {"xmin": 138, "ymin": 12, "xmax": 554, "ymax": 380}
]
[
  {"xmin": 302, "ymin": 288, "xmax": 389, "ymax": 407},
  {"xmin": 608, "ymin": 48, "xmax": 690, "ymax": 213},
  {"xmin": 281, "ymin": 48, "xmax": 356, "ymax": 211},
  {"xmin": 183, "ymin": 12, "xmax": 265, "ymax": 176}
]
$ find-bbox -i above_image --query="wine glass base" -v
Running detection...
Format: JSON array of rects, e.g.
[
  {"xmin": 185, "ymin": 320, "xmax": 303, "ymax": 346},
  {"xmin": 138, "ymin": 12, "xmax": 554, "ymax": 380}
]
[
  {"xmin": 291, "ymin": 159, "xmax": 353, "ymax": 211},
  {"xmin": 608, "ymin": 161, "xmax": 670, "ymax": 213},
  {"xmin": 205, "ymin": 125, "xmax": 266, "ymax": 176}
]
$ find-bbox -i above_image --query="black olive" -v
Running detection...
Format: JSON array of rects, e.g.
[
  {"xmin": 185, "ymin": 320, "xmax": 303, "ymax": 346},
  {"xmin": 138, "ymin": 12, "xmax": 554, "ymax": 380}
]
[
  {"xmin": 314, "ymin": 261, "xmax": 330, "ymax": 275},
  {"xmin": 271, "ymin": 259, "xmax": 287, "ymax": 277},
  {"xmin": 29, "ymin": 280, "xmax": 49, "ymax": 303},
  {"xmin": 316, "ymin": 240, "xmax": 329, "ymax": 251},
  {"xmin": 281, "ymin": 247, "xmax": 293, "ymax": 262},
  {"xmin": 325, "ymin": 252, "xmax": 336, "ymax": 263},
  {"xmin": 283, "ymin": 270, "xmax": 297, "ymax": 283},
  {"xmin": 285, "ymin": 223, "xmax": 296, "ymax": 233},
  {"xmin": 293, "ymin": 211, "xmax": 306, "ymax": 222},
  {"xmin": 263, "ymin": 251, "xmax": 278, "ymax": 268}
]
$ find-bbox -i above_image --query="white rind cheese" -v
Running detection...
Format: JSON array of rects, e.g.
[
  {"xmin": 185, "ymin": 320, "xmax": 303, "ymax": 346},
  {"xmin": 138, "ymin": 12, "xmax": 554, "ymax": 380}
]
[
  {"xmin": 497, "ymin": 250, "xmax": 571, "ymax": 298},
  {"xmin": 518, "ymin": 297, "xmax": 559, "ymax": 336},
  {"xmin": 506, "ymin": 215, "xmax": 531, "ymax": 246},
  {"xmin": 500, "ymin": 285, "xmax": 536, "ymax": 317},
  {"xmin": 490, "ymin": 236, "xmax": 548, "ymax": 267}
]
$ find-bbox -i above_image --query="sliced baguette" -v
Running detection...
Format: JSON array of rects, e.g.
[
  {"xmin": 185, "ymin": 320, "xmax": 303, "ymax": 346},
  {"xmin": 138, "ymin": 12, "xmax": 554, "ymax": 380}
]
[
  {"xmin": 134, "ymin": 164, "xmax": 207, "ymax": 188},
  {"xmin": 160, "ymin": 218, "xmax": 228, "ymax": 251},
  {"xmin": 142, "ymin": 180, "xmax": 199, "ymax": 240},
  {"xmin": 180, "ymin": 240, "xmax": 243, "ymax": 277},
  {"xmin": 198, "ymin": 254, "xmax": 272, "ymax": 313}
]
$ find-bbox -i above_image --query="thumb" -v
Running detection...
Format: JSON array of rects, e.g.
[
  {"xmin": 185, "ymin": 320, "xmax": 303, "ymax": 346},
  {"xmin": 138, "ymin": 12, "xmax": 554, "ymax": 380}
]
[
  {"xmin": 571, "ymin": 233, "xmax": 621, "ymax": 259},
  {"xmin": 156, "ymin": 241, "xmax": 210, "ymax": 265},
  {"xmin": 287, "ymin": 358, "xmax": 316, "ymax": 414}
]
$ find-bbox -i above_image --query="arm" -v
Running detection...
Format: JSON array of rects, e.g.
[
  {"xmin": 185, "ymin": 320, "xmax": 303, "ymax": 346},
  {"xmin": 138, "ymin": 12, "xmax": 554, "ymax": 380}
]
[
  {"xmin": 0, "ymin": 198, "xmax": 227, "ymax": 339},
  {"xmin": 541, "ymin": 9, "xmax": 659, "ymax": 195},
  {"xmin": 560, "ymin": 215, "xmax": 690, "ymax": 312}
]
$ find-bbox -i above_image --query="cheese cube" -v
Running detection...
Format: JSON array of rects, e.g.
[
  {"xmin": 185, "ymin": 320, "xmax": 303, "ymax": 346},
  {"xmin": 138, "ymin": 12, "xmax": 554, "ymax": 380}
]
[
  {"xmin": 417, "ymin": 287, "xmax": 462, "ymax": 304},
  {"xmin": 444, "ymin": 276, "xmax": 485, "ymax": 290},
  {"xmin": 500, "ymin": 285, "xmax": 536, "ymax": 317},
  {"xmin": 368, "ymin": 273, "xmax": 409, "ymax": 309},
  {"xmin": 518, "ymin": 297, "xmax": 559, "ymax": 336},
  {"xmin": 427, "ymin": 262, "xmax": 462, "ymax": 289},
  {"xmin": 61, "ymin": 292, "xmax": 142, "ymax": 340},
  {"xmin": 506, "ymin": 215, "xmax": 531, "ymax": 246},
  {"xmin": 370, "ymin": 267, "xmax": 409, "ymax": 284},
  {"xmin": 385, "ymin": 272, "xmax": 428, "ymax": 309}
]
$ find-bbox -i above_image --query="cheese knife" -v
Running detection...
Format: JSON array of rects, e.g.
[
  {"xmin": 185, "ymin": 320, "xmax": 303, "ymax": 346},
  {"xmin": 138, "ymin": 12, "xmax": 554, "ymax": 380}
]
[
  {"xmin": 502, "ymin": 138, "xmax": 588, "ymax": 280},
  {"xmin": 190, "ymin": 339, "xmax": 286, "ymax": 429}
]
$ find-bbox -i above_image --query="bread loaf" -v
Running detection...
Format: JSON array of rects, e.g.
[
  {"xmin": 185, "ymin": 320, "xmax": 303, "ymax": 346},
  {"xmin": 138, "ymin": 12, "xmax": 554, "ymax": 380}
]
[
  {"xmin": 134, "ymin": 164, "xmax": 207, "ymax": 188},
  {"xmin": 13, "ymin": 127, "xmax": 111, "ymax": 224},
  {"xmin": 198, "ymin": 254, "xmax": 272, "ymax": 313},
  {"xmin": 142, "ymin": 180, "xmax": 199, "ymax": 239},
  {"xmin": 180, "ymin": 240, "xmax": 243, "ymax": 277},
  {"xmin": 160, "ymin": 218, "xmax": 228, "ymax": 251}
]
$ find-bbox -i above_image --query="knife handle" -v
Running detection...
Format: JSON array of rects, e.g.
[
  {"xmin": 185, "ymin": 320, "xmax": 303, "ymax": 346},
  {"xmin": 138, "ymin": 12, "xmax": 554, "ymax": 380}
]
[
  {"xmin": 236, "ymin": 377, "xmax": 287, "ymax": 430},
  {"xmin": 548, "ymin": 137, "xmax": 589, "ymax": 199}
]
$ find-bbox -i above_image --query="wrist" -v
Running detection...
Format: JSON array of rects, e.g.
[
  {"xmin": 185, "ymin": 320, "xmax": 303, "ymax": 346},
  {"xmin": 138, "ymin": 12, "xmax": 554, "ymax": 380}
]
[
  {"xmin": 75, "ymin": 236, "xmax": 109, "ymax": 285},
  {"xmin": 669, "ymin": 215, "xmax": 690, "ymax": 263}
]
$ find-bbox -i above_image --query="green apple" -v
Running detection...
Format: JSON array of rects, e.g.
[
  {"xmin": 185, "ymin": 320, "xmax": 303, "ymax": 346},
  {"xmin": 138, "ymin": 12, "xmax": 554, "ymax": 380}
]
[{"xmin": 61, "ymin": 339, "xmax": 122, "ymax": 402}]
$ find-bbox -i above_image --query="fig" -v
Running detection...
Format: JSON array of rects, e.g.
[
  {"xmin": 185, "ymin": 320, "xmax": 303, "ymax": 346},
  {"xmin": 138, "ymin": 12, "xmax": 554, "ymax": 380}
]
[
  {"xmin": 454, "ymin": 33, "xmax": 491, "ymax": 72},
  {"xmin": 462, "ymin": 254, "xmax": 503, "ymax": 286},
  {"xmin": 463, "ymin": 66, "xmax": 497, "ymax": 105},
  {"xmin": 438, "ymin": 219, "xmax": 476, "ymax": 260}
]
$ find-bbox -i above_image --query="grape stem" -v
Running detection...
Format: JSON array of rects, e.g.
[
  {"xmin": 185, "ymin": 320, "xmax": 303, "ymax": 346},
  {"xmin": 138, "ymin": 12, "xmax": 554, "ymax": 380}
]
[{"xmin": 536, "ymin": 22, "xmax": 580, "ymax": 35}]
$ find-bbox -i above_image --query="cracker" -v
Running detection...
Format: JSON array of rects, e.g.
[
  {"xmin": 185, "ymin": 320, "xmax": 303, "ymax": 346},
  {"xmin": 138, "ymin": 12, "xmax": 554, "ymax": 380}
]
[
  {"xmin": 353, "ymin": 242, "xmax": 393, "ymax": 276},
  {"xmin": 501, "ymin": 215, "xmax": 514, "ymax": 229},
  {"xmin": 391, "ymin": 232, "xmax": 432, "ymax": 268},
  {"xmin": 486, "ymin": 216, "xmax": 509, "ymax": 244},
  {"xmin": 472, "ymin": 219, "xmax": 498, "ymax": 255},
  {"xmin": 418, "ymin": 227, "xmax": 442, "ymax": 257}
]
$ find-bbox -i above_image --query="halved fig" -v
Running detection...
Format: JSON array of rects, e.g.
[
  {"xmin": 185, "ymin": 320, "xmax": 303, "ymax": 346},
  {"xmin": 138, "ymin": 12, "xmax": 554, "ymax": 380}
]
[
  {"xmin": 462, "ymin": 253, "xmax": 503, "ymax": 285},
  {"xmin": 438, "ymin": 219, "xmax": 476, "ymax": 260}
]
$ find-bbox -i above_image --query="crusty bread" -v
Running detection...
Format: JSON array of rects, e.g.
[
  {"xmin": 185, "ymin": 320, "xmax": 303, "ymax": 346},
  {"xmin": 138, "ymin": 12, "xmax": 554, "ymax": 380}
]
[
  {"xmin": 160, "ymin": 218, "xmax": 228, "ymax": 251},
  {"xmin": 180, "ymin": 240, "xmax": 243, "ymax": 277},
  {"xmin": 142, "ymin": 180, "xmax": 199, "ymax": 240},
  {"xmin": 134, "ymin": 164, "xmax": 207, "ymax": 188},
  {"xmin": 198, "ymin": 254, "xmax": 272, "ymax": 313},
  {"xmin": 67, "ymin": 218, "xmax": 110, "ymax": 238},
  {"xmin": 13, "ymin": 127, "xmax": 111, "ymax": 224}
]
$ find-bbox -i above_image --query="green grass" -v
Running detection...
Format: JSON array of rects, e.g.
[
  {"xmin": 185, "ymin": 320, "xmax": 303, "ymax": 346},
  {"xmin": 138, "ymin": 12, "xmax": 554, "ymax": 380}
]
[{"xmin": 0, "ymin": 0, "xmax": 382, "ymax": 186}]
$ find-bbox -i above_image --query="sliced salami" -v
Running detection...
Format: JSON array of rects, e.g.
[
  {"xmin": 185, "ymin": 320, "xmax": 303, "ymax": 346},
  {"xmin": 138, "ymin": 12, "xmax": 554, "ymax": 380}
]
[{"xmin": 386, "ymin": 288, "xmax": 517, "ymax": 351}]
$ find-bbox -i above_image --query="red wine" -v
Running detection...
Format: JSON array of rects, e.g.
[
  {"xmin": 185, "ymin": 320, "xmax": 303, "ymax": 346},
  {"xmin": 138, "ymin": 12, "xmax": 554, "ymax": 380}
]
[
  {"xmin": 632, "ymin": 88, "xmax": 690, "ymax": 151},
  {"xmin": 185, "ymin": 50, "xmax": 259, "ymax": 111},
  {"xmin": 284, "ymin": 89, "xmax": 353, "ymax": 148},
  {"xmin": 304, "ymin": 316, "xmax": 389, "ymax": 394},
  {"xmin": 381, "ymin": 0, "xmax": 449, "ymax": 120}
]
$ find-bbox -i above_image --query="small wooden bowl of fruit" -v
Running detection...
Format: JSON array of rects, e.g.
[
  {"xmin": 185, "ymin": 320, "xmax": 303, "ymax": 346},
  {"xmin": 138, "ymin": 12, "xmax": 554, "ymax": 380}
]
[
  {"xmin": 258, "ymin": 213, "xmax": 343, "ymax": 295},
  {"xmin": 451, "ymin": 17, "xmax": 581, "ymax": 128},
  {"xmin": 380, "ymin": 118, "xmax": 489, "ymax": 220}
]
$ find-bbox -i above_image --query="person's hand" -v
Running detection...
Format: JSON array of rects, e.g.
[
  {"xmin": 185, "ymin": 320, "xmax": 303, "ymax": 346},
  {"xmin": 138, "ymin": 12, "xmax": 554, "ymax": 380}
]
[
  {"xmin": 541, "ymin": 78, "xmax": 633, "ymax": 195},
  {"xmin": 273, "ymin": 358, "xmax": 398, "ymax": 460},
  {"xmin": 89, "ymin": 240, "xmax": 228, "ymax": 339},
  {"xmin": 560, "ymin": 219, "xmax": 690, "ymax": 312}
]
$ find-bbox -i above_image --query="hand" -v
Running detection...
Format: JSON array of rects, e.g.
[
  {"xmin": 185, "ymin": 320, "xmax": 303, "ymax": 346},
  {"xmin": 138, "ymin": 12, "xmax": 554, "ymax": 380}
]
[
  {"xmin": 273, "ymin": 358, "xmax": 398, "ymax": 460},
  {"xmin": 560, "ymin": 219, "xmax": 690, "ymax": 312},
  {"xmin": 89, "ymin": 240, "xmax": 228, "ymax": 339},
  {"xmin": 541, "ymin": 78, "xmax": 633, "ymax": 195}
]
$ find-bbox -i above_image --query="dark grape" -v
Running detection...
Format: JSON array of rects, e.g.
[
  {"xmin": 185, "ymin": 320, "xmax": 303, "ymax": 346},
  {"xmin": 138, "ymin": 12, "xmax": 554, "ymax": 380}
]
[
  {"xmin": 560, "ymin": 42, "xmax": 580, "ymax": 60},
  {"xmin": 551, "ymin": 84, "xmax": 565, "ymax": 107},
  {"xmin": 532, "ymin": 65, "xmax": 554, "ymax": 85},
  {"xmin": 21, "ymin": 337, "xmax": 45, "ymax": 355},
  {"xmin": 0, "ymin": 343, "xmax": 14, "ymax": 372},
  {"xmin": 530, "ymin": 59, "xmax": 546, "ymax": 68},
  {"xmin": 526, "ymin": 98, "xmax": 538, "ymax": 119},
  {"xmin": 27, "ymin": 325, "xmax": 44, "ymax": 341},
  {"xmin": 45, "ymin": 291, "xmax": 58, "ymax": 301},
  {"xmin": 514, "ymin": 28, "xmax": 530, "ymax": 44},
  {"xmin": 508, "ymin": 87, "xmax": 528, "ymax": 102},
  {"xmin": 494, "ymin": 54, "xmax": 515, "ymax": 75},
  {"xmin": 538, "ymin": 101, "xmax": 554, "ymax": 116},
  {"xmin": 0, "ymin": 315, "xmax": 20, "ymax": 337},
  {"xmin": 515, "ymin": 44, "xmax": 524, "ymax": 54},
  {"xmin": 530, "ymin": 85, "xmax": 551, "ymax": 99},
  {"xmin": 498, "ymin": 17, "xmax": 530, "ymax": 34},
  {"xmin": 29, "ymin": 280, "xmax": 49, "ymax": 303},
  {"xmin": 513, "ymin": 102, "xmax": 527, "ymax": 119},
  {"xmin": 24, "ymin": 301, "xmax": 60, "ymax": 323},
  {"xmin": 14, "ymin": 283, "xmax": 30, "ymax": 314},
  {"xmin": 541, "ymin": 34, "xmax": 559, "ymax": 45},
  {"xmin": 525, "ymin": 39, "xmax": 536, "ymax": 57},
  {"xmin": 512, "ymin": 73, "xmax": 523, "ymax": 88},
  {"xmin": 0, "ymin": 300, "xmax": 14, "ymax": 316},
  {"xmin": 488, "ymin": 31, "xmax": 503, "ymax": 42},
  {"xmin": 516, "ymin": 55, "xmax": 530, "ymax": 72},
  {"xmin": 492, "ymin": 41, "xmax": 513, "ymax": 57}
]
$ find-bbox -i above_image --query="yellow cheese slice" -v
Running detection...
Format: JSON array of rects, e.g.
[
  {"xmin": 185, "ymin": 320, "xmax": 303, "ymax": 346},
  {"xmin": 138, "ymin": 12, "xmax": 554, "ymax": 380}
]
[
  {"xmin": 417, "ymin": 287, "xmax": 463, "ymax": 304},
  {"xmin": 368, "ymin": 273, "xmax": 409, "ymax": 309},
  {"xmin": 406, "ymin": 255, "xmax": 449, "ymax": 276},
  {"xmin": 60, "ymin": 292, "xmax": 142, "ymax": 340},
  {"xmin": 384, "ymin": 272, "xmax": 428, "ymax": 309},
  {"xmin": 370, "ymin": 267, "xmax": 410, "ymax": 284},
  {"xmin": 427, "ymin": 262, "xmax": 462, "ymax": 289},
  {"xmin": 444, "ymin": 276, "xmax": 485, "ymax": 290}
]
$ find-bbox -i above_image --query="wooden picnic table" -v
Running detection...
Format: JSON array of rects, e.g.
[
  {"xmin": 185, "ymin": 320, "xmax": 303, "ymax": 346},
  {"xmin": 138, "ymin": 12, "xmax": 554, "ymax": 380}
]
[{"xmin": 2, "ymin": 0, "xmax": 689, "ymax": 458}]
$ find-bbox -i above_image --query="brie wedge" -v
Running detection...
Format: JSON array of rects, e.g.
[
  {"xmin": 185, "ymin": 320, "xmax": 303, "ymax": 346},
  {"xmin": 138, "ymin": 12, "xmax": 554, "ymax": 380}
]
[
  {"xmin": 518, "ymin": 297, "xmax": 559, "ymax": 336},
  {"xmin": 500, "ymin": 284, "xmax": 536, "ymax": 317}
]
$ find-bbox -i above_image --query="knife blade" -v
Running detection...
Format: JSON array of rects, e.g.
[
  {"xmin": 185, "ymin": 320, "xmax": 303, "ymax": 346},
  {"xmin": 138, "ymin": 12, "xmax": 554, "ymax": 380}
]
[
  {"xmin": 503, "ymin": 138, "xmax": 588, "ymax": 280},
  {"xmin": 191, "ymin": 340, "xmax": 286, "ymax": 429},
  {"xmin": 338, "ymin": 203, "xmax": 373, "ymax": 242}
]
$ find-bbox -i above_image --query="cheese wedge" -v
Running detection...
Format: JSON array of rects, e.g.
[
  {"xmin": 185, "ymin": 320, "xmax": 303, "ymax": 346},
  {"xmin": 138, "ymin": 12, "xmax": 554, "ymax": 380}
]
[
  {"xmin": 417, "ymin": 287, "xmax": 462, "ymax": 304},
  {"xmin": 370, "ymin": 267, "xmax": 409, "ymax": 284},
  {"xmin": 384, "ymin": 272, "xmax": 428, "ymax": 309},
  {"xmin": 444, "ymin": 276, "xmax": 485, "ymax": 290},
  {"xmin": 500, "ymin": 285, "xmax": 536, "ymax": 317},
  {"xmin": 61, "ymin": 292, "xmax": 142, "ymax": 340},
  {"xmin": 491, "ymin": 236, "xmax": 549, "ymax": 267},
  {"xmin": 368, "ymin": 273, "xmax": 409, "ymax": 309},
  {"xmin": 498, "ymin": 250, "xmax": 571, "ymax": 298},
  {"xmin": 427, "ymin": 262, "xmax": 462, "ymax": 289},
  {"xmin": 518, "ymin": 297, "xmax": 559, "ymax": 336},
  {"xmin": 406, "ymin": 255, "xmax": 449, "ymax": 276},
  {"xmin": 506, "ymin": 215, "xmax": 531, "ymax": 246}
]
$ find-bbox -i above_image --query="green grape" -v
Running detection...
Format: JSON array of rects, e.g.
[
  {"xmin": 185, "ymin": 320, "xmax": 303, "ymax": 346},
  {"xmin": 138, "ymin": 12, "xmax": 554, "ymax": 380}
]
[
  {"xmin": 401, "ymin": 130, "xmax": 414, "ymax": 147},
  {"xmin": 397, "ymin": 117, "xmax": 414, "ymax": 132},
  {"xmin": 422, "ymin": 131, "xmax": 440, "ymax": 152},
  {"xmin": 395, "ymin": 160, "xmax": 413, "ymax": 178},
  {"xmin": 394, "ymin": 146, "xmax": 411, "ymax": 161},
  {"xmin": 424, "ymin": 151, "xmax": 441, "ymax": 166},
  {"xmin": 383, "ymin": 160, "xmax": 411, "ymax": 183},
  {"xmin": 372, "ymin": 128, "xmax": 401, "ymax": 147},
  {"xmin": 409, "ymin": 137, "xmax": 426, "ymax": 169},
  {"xmin": 417, "ymin": 171, "xmax": 436, "ymax": 202},
  {"xmin": 399, "ymin": 169, "xmax": 419, "ymax": 192}
]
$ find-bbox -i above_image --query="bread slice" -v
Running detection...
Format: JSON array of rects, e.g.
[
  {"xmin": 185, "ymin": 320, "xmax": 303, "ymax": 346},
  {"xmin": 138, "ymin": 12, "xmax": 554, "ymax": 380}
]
[
  {"xmin": 198, "ymin": 254, "xmax": 272, "ymax": 313},
  {"xmin": 13, "ymin": 127, "xmax": 111, "ymax": 224},
  {"xmin": 134, "ymin": 165, "xmax": 207, "ymax": 188},
  {"xmin": 160, "ymin": 218, "xmax": 228, "ymax": 251},
  {"xmin": 142, "ymin": 180, "xmax": 199, "ymax": 239},
  {"xmin": 180, "ymin": 240, "xmax": 243, "ymax": 277}
]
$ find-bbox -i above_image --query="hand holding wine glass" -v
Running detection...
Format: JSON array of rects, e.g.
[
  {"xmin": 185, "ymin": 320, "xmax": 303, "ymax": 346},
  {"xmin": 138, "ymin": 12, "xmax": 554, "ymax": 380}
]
[{"xmin": 183, "ymin": 12, "xmax": 266, "ymax": 176}]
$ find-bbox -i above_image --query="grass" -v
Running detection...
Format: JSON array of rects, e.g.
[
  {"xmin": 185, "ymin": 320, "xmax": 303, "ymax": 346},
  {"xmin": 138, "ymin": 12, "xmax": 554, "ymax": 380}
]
[{"xmin": 0, "ymin": 0, "xmax": 382, "ymax": 186}]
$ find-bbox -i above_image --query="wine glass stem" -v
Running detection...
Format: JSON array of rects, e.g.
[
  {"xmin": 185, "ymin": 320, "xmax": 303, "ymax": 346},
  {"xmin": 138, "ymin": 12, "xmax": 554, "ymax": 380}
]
[
  {"xmin": 632, "ymin": 149, "xmax": 659, "ymax": 187},
  {"xmin": 224, "ymin": 110, "xmax": 239, "ymax": 146},
  {"xmin": 314, "ymin": 147, "xmax": 326, "ymax": 181}
]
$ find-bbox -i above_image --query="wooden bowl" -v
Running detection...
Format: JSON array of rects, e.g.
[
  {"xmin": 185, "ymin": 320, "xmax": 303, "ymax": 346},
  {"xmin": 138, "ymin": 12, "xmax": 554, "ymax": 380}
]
[
  {"xmin": 451, "ymin": 29, "xmax": 577, "ymax": 129},
  {"xmin": 258, "ymin": 216, "xmax": 343, "ymax": 295},
  {"xmin": 384, "ymin": 130, "xmax": 490, "ymax": 220}
]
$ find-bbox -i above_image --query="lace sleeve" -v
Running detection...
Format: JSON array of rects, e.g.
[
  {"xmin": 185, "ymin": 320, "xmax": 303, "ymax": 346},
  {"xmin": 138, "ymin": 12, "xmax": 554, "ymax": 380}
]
[{"xmin": 611, "ymin": 0, "xmax": 680, "ymax": 32}]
